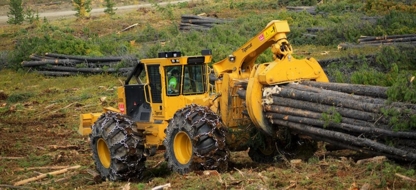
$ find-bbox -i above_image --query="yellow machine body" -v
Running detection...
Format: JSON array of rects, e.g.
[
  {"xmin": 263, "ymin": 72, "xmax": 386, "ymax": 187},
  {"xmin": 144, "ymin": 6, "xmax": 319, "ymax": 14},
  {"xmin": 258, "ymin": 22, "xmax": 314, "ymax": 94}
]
[
  {"xmin": 79, "ymin": 52, "xmax": 214, "ymax": 151},
  {"xmin": 80, "ymin": 20, "xmax": 329, "ymax": 151}
]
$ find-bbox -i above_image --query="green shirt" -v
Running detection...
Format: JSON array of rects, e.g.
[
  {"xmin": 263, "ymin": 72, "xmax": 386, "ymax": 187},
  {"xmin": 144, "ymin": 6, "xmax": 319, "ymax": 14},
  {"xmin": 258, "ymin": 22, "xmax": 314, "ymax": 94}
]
[{"xmin": 169, "ymin": 77, "xmax": 178, "ymax": 89}]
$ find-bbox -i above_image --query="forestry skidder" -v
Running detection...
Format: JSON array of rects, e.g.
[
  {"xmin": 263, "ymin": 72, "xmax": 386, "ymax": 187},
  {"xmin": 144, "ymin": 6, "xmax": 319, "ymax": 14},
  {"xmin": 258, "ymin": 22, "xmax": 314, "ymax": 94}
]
[{"xmin": 79, "ymin": 20, "xmax": 416, "ymax": 181}]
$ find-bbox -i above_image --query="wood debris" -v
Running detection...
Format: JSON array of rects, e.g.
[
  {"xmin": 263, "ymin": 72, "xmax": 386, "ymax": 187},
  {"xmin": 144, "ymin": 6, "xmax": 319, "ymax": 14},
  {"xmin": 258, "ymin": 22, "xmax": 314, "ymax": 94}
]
[
  {"xmin": 356, "ymin": 156, "xmax": 386, "ymax": 165},
  {"xmin": 120, "ymin": 23, "xmax": 138, "ymax": 33},
  {"xmin": 16, "ymin": 165, "xmax": 70, "ymax": 171},
  {"xmin": 13, "ymin": 165, "xmax": 81, "ymax": 186},
  {"xmin": 87, "ymin": 169, "xmax": 102, "ymax": 184},
  {"xmin": 395, "ymin": 173, "xmax": 416, "ymax": 182},
  {"xmin": 283, "ymin": 180, "xmax": 297, "ymax": 190},
  {"xmin": 151, "ymin": 183, "xmax": 171, "ymax": 190},
  {"xmin": 0, "ymin": 157, "xmax": 25, "ymax": 160},
  {"xmin": 48, "ymin": 145, "xmax": 79, "ymax": 150}
]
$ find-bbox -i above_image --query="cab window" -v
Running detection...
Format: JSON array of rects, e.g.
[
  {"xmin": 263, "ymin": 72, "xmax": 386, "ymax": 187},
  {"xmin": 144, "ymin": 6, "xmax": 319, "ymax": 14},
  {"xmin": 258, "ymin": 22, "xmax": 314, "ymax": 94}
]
[
  {"xmin": 183, "ymin": 64, "xmax": 206, "ymax": 94},
  {"xmin": 165, "ymin": 66, "xmax": 182, "ymax": 95}
]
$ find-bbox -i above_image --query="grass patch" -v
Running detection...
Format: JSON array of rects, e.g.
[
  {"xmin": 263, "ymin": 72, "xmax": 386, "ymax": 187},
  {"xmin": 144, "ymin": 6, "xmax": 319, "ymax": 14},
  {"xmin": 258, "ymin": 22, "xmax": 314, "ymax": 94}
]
[
  {"xmin": 7, "ymin": 92, "xmax": 34, "ymax": 103},
  {"xmin": 18, "ymin": 154, "xmax": 52, "ymax": 168},
  {"xmin": 0, "ymin": 1, "xmax": 416, "ymax": 189}
]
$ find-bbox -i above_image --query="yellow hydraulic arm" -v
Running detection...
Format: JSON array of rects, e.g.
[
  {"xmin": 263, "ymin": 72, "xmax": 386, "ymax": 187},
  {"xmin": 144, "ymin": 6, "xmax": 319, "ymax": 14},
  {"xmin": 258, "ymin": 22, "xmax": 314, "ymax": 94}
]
[
  {"xmin": 212, "ymin": 20, "xmax": 329, "ymax": 135},
  {"xmin": 212, "ymin": 20, "xmax": 291, "ymax": 78}
]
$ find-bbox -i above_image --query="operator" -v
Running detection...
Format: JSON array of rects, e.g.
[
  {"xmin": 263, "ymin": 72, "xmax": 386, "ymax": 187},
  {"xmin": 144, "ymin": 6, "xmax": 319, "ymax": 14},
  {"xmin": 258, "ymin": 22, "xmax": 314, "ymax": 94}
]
[{"xmin": 168, "ymin": 69, "xmax": 180, "ymax": 94}]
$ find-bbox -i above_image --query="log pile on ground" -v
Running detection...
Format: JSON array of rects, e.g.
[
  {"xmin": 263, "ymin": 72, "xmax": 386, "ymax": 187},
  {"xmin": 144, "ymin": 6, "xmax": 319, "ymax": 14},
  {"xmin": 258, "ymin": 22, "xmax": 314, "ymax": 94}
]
[
  {"xmin": 301, "ymin": 27, "xmax": 325, "ymax": 39},
  {"xmin": 358, "ymin": 34, "xmax": 416, "ymax": 44},
  {"xmin": 22, "ymin": 53, "xmax": 136, "ymax": 76},
  {"xmin": 179, "ymin": 14, "xmax": 231, "ymax": 31},
  {"xmin": 286, "ymin": 6, "xmax": 317, "ymax": 15},
  {"xmin": 257, "ymin": 81, "xmax": 416, "ymax": 162},
  {"xmin": 338, "ymin": 34, "xmax": 416, "ymax": 49}
]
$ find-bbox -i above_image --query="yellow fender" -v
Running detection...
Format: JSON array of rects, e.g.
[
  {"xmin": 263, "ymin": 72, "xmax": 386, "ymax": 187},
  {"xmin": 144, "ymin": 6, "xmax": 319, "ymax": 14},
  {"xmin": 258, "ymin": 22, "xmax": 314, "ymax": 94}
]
[{"xmin": 78, "ymin": 107, "xmax": 120, "ymax": 135}]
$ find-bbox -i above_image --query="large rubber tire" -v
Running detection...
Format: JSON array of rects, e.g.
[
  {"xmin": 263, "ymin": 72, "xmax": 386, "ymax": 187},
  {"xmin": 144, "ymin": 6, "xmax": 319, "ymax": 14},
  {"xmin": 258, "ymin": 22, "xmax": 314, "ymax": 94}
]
[
  {"xmin": 90, "ymin": 111, "xmax": 146, "ymax": 181},
  {"xmin": 248, "ymin": 140, "xmax": 279, "ymax": 163},
  {"xmin": 248, "ymin": 130, "xmax": 317, "ymax": 163},
  {"xmin": 163, "ymin": 104, "xmax": 229, "ymax": 174}
]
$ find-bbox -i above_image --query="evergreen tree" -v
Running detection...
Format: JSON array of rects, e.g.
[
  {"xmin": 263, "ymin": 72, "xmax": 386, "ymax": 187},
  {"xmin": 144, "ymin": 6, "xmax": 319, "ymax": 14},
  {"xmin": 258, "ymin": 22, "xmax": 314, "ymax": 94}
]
[
  {"xmin": 25, "ymin": 8, "xmax": 40, "ymax": 24},
  {"xmin": 7, "ymin": 0, "xmax": 24, "ymax": 25},
  {"xmin": 72, "ymin": 0, "xmax": 92, "ymax": 19},
  {"xmin": 104, "ymin": 0, "xmax": 117, "ymax": 16}
]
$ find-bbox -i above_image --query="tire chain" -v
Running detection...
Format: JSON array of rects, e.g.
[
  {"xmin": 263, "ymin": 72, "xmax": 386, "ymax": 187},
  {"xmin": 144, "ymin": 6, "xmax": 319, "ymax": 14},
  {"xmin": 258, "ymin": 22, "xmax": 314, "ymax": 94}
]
[
  {"xmin": 91, "ymin": 111, "xmax": 146, "ymax": 180},
  {"xmin": 178, "ymin": 104, "xmax": 229, "ymax": 171}
]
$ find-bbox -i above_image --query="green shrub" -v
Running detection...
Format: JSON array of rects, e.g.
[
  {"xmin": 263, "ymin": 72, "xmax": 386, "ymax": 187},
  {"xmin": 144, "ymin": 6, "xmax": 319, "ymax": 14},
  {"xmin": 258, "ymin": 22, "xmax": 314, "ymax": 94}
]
[
  {"xmin": 321, "ymin": 107, "xmax": 342, "ymax": 128},
  {"xmin": 387, "ymin": 72, "xmax": 416, "ymax": 104},
  {"xmin": 8, "ymin": 23, "xmax": 101, "ymax": 69},
  {"xmin": 7, "ymin": 0, "xmax": 24, "ymax": 25},
  {"xmin": 104, "ymin": 0, "xmax": 117, "ymax": 16},
  {"xmin": 363, "ymin": 0, "xmax": 416, "ymax": 15},
  {"xmin": 376, "ymin": 45, "xmax": 416, "ymax": 71},
  {"xmin": 0, "ymin": 52, "xmax": 8, "ymax": 70},
  {"xmin": 350, "ymin": 68, "xmax": 393, "ymax": 86},
  {"xmin": 72, "ymin": 0, "xmax": 92, "ymax": 19},
  {"xmin": 376, "ymin": 11, "xmax": 416, "ymax": 35},
  {"xmin": 25, "ymin": 7, "xmax": 39, "ymax": 24},
  {"xmin": 316, "ymin": 1, "xmax": 363, "ymax": 14},
  {"xmin": 279, "ymin": 0, "xmax": 318, "ymax": 6}
]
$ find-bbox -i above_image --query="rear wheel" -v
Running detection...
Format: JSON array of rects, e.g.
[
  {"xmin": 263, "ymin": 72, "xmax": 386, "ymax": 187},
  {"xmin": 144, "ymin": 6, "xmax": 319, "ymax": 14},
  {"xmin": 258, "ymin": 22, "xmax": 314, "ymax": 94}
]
[
  {"xmin": 164, "ymin": 104, "xmax": 229, "ymax": 174},
  {"xmin": 247, "ymin": 128, "xmax": 281, "ymax": 163},
  {"xmin": 248, "ymin": 141, "xmax": 280, "ymax": 163},
  {"xmin": 90, "ymin": 111, "xmax": 146, "ymax": 181}
]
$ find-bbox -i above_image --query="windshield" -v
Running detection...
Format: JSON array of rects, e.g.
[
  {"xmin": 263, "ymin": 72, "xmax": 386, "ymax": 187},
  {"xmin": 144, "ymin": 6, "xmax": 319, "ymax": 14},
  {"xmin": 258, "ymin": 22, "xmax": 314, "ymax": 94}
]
[
  {"xmin": 183, "ymin": 64, "xmax": 206, "ymax": 94},
  {"xmin": 165, "ymin": 64, "xmax": 206, "ymax": 95}
]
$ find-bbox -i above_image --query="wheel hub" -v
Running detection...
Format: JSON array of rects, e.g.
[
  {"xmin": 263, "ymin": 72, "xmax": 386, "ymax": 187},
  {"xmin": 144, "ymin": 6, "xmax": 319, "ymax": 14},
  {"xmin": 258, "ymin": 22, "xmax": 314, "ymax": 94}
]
[
  {"xmin": 259, "ymin": 146, "xmax": 275, "ymax": 156},
  {"xmin": 173, "ymin": 131, "xmax": 192, "ymax": 164},
  {"xmin": 97, "ymin": 138, "xmax": 111, "ymax": 168}
]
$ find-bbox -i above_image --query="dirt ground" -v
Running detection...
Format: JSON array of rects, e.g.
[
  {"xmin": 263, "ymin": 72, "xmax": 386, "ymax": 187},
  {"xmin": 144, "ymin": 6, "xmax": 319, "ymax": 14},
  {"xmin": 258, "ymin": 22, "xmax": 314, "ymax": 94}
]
[
  {"xmin": 1, "ymin": 1, "xmax": 416, "ymax": 189},
  {"xmin": 0, "ymin": 73, "xmax": 415, "ymax": 189}
]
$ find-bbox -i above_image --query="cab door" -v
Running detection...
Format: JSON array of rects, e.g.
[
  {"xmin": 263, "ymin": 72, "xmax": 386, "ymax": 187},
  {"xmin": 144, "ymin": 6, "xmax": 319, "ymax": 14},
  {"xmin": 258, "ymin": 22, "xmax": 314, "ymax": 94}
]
[{"xmin": 145, "ymin": 64, "xmax": 164, "ymax": 120}]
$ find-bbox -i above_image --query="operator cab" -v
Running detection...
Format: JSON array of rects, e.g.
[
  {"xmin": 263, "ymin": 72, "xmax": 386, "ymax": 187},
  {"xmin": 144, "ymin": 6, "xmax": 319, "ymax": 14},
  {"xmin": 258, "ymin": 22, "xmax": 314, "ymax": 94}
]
[
  {"xmin": 165, "ymin": 64, "xmax": 206, "ymax": 96},
  {"xmin": 122, "ymin": 50, "xmax": 212, "ymax": 122}
]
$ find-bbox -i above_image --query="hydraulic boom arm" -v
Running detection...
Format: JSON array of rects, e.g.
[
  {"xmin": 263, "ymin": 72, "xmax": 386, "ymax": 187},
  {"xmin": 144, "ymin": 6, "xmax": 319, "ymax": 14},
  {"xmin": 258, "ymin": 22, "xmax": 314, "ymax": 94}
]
[
  {"xmin": 211, "ymin": 20, "xmax": 329, "ymax": 135},
  {"xmin": 212, "ymin": 20, "xmax": 290, "ymax": 78}
]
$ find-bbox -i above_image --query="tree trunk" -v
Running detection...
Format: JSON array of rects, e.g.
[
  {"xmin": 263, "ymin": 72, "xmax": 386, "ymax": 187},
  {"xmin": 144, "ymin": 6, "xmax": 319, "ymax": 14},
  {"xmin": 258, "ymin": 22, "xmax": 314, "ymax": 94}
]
[
  {"xmin": 271, "ymin": 119, "xmax": 416, "ymax": 161},
  {"xmin": 269, "ymin": 96, "xmax": 388, "ymax": 124},
  {"xmin": 300, "ymin": 81, "xmax": 388, "ymax": 98},
  {"xmin": 267, "ymin": 113, "xmax": 416, "ymax": 139}
]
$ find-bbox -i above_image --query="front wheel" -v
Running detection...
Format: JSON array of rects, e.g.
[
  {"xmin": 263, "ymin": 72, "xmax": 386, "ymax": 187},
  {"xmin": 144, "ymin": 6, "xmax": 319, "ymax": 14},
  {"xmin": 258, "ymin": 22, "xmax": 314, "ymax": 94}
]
[
  {"xmin": 164, "ymin": 104, "xmax": 229, "ymax": 174},
  {"xmin": 90, "ymin": 112, "xmax": 146, "ymax": 181}
]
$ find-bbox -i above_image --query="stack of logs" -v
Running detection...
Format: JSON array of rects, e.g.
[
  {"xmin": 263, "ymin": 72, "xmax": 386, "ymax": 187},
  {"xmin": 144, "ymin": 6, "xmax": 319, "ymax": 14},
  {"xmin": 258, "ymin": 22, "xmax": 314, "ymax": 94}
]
[
  {"xmin": 22, "ymin": 53, "xmax": 136, "ymax": 76},
  {"xmin": 286, "ymin": 6, "xmax": 317, "ymax": 15},
  {"xmin": 358, "ymin": 34, "xmax": 416, "ymax": 45},
  {"xmin": 339, "ymin": 34, "xmax": 416, "ymax": 49},
  {"xmin": 259, "ymin": 81, "xmax": 416, "ymax": 161},
  {"xmin": 179, "ymin": 14, "xmax": 230, "ymax": 31}
]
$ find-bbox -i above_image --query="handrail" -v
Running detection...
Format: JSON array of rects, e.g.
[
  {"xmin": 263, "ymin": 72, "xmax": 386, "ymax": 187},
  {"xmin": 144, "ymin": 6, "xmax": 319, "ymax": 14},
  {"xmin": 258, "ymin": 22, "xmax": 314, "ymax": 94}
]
[{"xmin": 143, "ymin": 84, "xmax": 151, "ymax": 104}]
